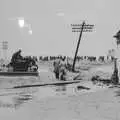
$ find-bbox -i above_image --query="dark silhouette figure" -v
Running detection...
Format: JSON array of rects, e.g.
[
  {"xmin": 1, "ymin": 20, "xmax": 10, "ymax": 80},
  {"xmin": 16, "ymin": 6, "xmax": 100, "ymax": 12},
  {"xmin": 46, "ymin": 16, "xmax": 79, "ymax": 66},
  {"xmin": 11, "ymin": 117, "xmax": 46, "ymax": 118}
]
[
  {"xmin": 111, "ymin": 58, "xmax": 119, "ymax": 84},
  {"xmin": 11, "ymin": 49, "xmax": 23, "ymax": 65},
  {"xmin": 53, "ymin": 60, "xmax": 60, "ymax": 79}
]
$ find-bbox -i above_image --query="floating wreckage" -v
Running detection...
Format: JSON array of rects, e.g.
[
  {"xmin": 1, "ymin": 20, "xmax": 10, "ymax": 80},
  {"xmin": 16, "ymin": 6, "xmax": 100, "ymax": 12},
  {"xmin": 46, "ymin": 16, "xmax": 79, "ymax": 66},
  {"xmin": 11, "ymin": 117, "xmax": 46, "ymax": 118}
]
[{"xmin": 91, "ymin": 70, "xmax": 119, "ymax": 85}]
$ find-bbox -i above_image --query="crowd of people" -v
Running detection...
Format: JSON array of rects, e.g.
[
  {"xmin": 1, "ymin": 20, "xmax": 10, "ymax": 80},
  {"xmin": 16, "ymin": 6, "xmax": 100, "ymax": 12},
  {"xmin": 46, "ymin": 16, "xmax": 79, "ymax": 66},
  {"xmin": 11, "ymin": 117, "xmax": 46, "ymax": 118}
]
[{"xmin": 38, "ymin": 55, "xmax": 114, "ymax": 63}]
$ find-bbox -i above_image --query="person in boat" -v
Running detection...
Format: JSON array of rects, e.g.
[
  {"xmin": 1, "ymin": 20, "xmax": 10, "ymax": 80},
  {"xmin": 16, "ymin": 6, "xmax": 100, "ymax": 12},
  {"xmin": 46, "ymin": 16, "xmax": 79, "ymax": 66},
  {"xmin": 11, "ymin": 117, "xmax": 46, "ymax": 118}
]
[{"xmin": 11, "ymin": 49, "xmax": 23, "ymax": 65}]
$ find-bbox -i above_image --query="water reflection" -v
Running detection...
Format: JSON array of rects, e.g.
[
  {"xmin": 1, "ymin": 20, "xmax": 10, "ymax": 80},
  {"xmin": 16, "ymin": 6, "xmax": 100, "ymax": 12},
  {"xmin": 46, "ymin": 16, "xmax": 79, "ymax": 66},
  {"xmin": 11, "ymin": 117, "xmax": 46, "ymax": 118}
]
[
  {"xmin": 0, "ymin": 95, "xmax": 32, "ymax": 109},
  {"xmin": 13, "ymin": 94, "xmax": 33, "ymax": 109},
  {"xmin": 55, "ymin": 85, "xmax": 66, "ymax": 92},
  {"xmin": 0, "ymin": 87, "xmax": 38, "ymax": 109},
  {"xmin": 0, "ymin": 80, "xmax": 109, "ymax": 110},
  {"xmin": 0, "ymin": 76, "xmax": 40, "ymax": 89}
]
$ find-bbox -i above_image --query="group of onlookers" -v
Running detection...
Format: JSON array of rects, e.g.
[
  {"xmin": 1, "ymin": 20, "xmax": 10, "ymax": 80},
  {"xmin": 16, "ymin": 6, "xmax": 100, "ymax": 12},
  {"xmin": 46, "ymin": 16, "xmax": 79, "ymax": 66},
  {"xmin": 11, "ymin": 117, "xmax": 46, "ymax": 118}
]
[{"xmin": 38, "ymin": 55, "xmax": 114, "ymax": 63}]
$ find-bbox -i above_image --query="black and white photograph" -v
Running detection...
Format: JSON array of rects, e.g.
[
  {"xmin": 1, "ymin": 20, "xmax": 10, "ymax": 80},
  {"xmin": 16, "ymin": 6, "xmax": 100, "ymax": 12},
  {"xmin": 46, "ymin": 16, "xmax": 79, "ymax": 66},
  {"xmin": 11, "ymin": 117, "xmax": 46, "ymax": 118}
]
[{"xmin": 0, "ymin": 0, "xmax": 120, "ymax": 120}]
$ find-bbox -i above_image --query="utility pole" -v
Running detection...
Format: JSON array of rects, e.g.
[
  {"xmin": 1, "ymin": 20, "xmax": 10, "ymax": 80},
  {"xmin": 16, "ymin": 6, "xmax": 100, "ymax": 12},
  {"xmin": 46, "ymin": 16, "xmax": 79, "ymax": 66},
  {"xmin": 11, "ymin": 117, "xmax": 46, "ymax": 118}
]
[
  {"xmin": 71, "ymin": 21, "xmax": 94, "ymax": 72},
  {"xmin": 2, "ymin": 41, "xmax": 8, "ymax": 62}
]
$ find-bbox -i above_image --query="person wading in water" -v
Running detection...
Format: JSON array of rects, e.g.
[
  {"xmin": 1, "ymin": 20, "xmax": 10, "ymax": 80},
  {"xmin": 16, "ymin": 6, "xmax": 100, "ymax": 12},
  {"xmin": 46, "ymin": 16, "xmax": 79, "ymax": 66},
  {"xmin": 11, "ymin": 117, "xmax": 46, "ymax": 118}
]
[
  {"xmin": 53, "ymin": 59, "xmax": 67, "ymax": 80},
  {"xmin": 53, "ymin": 59, "xmax": 61, "ymax": 79}
]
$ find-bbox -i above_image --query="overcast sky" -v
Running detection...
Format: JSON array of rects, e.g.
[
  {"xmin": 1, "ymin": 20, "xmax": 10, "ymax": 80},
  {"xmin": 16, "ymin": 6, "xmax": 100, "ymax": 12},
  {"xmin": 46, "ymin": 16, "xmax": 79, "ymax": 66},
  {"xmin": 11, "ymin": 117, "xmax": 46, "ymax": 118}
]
[{"xmin": 0, "ymin": 0, "xmax": 120, "ymax": 58}]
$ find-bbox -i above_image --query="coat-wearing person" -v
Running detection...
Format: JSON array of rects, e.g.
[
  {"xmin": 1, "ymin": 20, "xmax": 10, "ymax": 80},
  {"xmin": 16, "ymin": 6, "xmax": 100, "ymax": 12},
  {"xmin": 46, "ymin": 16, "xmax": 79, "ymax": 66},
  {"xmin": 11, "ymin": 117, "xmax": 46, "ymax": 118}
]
[
  {"xmin": 53, "ymin": 59, "xmax": 61, "ymax": 79},
  {"xmin": 59, "ymin": 59, "xmax": 67, "ymax": 80}
]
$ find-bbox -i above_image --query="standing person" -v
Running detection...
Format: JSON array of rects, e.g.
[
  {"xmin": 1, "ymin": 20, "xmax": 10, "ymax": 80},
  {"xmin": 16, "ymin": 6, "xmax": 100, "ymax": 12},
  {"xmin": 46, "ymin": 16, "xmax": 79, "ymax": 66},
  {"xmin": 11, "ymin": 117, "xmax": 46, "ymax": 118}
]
[
  {"xmin": 53, "ymin": 59, "xmax": 60, "ymax": 79},
  {"xmin": 59, "ymin": 58, "xmax": 67, "ymax": 81}
]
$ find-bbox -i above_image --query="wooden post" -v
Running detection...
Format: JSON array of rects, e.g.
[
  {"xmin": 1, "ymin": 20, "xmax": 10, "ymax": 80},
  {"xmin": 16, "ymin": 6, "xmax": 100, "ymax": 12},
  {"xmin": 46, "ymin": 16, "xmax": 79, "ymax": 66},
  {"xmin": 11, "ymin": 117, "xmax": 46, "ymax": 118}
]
[
  {"xmin": 111, "ymin": 58, "xmax": 119, "ymax": 84},
  {"xmin": 112, "ymin": 31, "xmax": 120, "ymax": 84}
]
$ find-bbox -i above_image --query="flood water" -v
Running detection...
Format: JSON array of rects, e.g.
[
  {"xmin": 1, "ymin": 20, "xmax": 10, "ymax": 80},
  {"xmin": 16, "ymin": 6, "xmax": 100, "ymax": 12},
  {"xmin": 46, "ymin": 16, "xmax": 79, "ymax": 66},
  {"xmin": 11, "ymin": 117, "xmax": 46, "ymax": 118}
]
[
  {"xmin": 0, "ymin": 76, "xmax": 109, "ymax": 111},
  {"xmin": 0, "ymin": 74, "xmax": 114, "ymax": 120}
]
